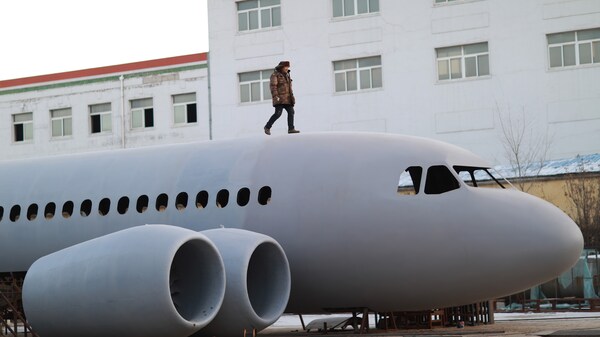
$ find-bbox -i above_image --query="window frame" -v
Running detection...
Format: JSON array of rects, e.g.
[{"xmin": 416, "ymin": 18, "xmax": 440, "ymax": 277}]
[
  {"xmin": 89, "ymin": 103, "xmax": 112, "ymax": 135},
  {"xmin": 239, "ymin": 69, "xmax": 273, "ymax": 103},
  {"xmin": 434, "ymin": 0, "xmax": 462, "ymax": 4},
  {"xmin": 332, "ymin": 0, "xmax": 380, "ymax": 18},
  {"xmin": 333, "ymin": 56, "xmax": 383, "ymax": 93},
  {"xmin": 237, "ymin": 0, "xmax": 281, "ymax": 32},
  {"xmin": 130, "ymin": 98, "xmax": 155, "ymax": 130},
  {"xmin": 50, "ymin": 107, "xmax": 73, "ymax": 138},
  {"xmin": 436, "ymin": 42, "xmax": 490, "ymax": 82},
  {"xmin": 173, "ymin": 93, "xmax": 198, "ymax": 125},
  {"xmin": 547, "ymin": 28, "xmax": 600, "ymax": 69},
  {"xmin": 12, "ymin": 112, "xmax": 34, "ymax": 143}
]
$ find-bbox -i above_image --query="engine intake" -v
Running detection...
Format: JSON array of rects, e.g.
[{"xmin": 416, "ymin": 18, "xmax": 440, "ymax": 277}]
[
  {"xmin": 22, "ymin": 225, "xmax": 225, "ymax": 337},
  {"xmin": 196, "ymin": 228, "xmax": 291, "ymax": 337}
]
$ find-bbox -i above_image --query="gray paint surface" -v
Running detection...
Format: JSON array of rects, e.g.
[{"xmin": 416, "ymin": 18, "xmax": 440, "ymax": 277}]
[{"xmin": 0, "ymin": 132, "xmax": 583, "ymax": 315}]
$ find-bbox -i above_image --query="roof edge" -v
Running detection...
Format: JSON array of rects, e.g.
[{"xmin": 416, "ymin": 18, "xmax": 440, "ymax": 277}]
[{"xmin": 0, "ymin": 53, "xmax": 208, "ymax": 89}]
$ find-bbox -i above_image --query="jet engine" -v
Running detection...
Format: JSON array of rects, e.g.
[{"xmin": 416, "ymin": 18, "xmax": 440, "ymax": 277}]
[
  {"xmin": 195, "ymin": 228, "xmax": 291, "ymax": 337},
  {"xmin": 22, "ymin": 225, "xmax": 226, "ymax": 337}
]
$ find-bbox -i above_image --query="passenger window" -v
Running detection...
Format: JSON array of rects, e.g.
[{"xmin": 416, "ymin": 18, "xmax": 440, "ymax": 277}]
[
  {"xmin": 216, "ymin": 189, "xmax": 229, "ymax": 208},
  {"xmin": 99, "ymin": 198, "xmax": 111, "ymax": 216},
  {"xmin": 258, "ymin": 186, "xmax": 272, "ymax": 205},
  {"xmin": 176, "ymin": 192, "xmax": 188, "ymax": 211},
  {"xmin": 136, "ymin": 195, "xmax": 149, "ymax": 213},
  {"xmin": 45, "ymin": 202, "xmax": 56, "ymax": 220},
  {"xmin": 424, "ymin": 165, "xmax": 460, "ymax": 195},
  {"xmin": 398, "ymin": 166, "xmax": 423, "ymax": 195},
  {"xmin": 10, "ymin": 205, "xmax": 21, "ymax": 222},
  {"xmin": 117, "ymin": 197, "xmax": 129, "ymax": 215},
  {"xmin": 62, "ymin": 201, "xmax": 74, "ymax": 218},
  {"xmin": 81, "ymin": 199, "xmax": 92, "ymax": 217},
  {"xmin": 156, "ymin": 193, "xmax": 168, "ymax": 212},
  {"xmin": 196, "ymin": 191, "xmax": 208, "ymax": 209},
  {"xmin": 27, "ymin": 204, "xmax": 38, "ymax": 221},
  {"xmin": 237, "ymin": 188, "xmax": 250, "ymax": 207}
]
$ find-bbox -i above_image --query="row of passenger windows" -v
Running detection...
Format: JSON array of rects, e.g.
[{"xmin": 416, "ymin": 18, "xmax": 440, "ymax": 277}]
[{"xmin": 0, "ymin": 187, "xmax": 272, "ymax": 223}]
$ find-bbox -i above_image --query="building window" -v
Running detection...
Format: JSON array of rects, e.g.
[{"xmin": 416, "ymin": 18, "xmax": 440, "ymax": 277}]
[
  {"xmin": 334, "ymin": 56, "xmax": 382, "ymax": 92},
  {"xmin": 173, "ymin": 93, "xmax": 197, "ymax": 125},
  {"xmin": 237, "ymin": 0, "xmax": 281, "ymax": 32},
  {"xmin": 131, "ymin": 98, "xmax": 154, "ymax": 129},
  {"xmin": 13, "ymin": 112, "xmax": 33, "ymax": 142},
  {"xmin": 90, "ymin": 103, "xmax": 112, "ymax": 134},
  {"xmin": 436, "ymin": 42, "xmax": 489, "ymax": 81},
  {"xmin": 50, "ymin": 108, "xmax": 72, "ymax": 138},
  {"xmin": 333, "ymin": 0, "xmax": 379, "ymax": 17},
  {"xmin": 548, "ymin": 28, "xmax": 600, "ymax": 68},
  {"xmin": 239, "ymin": 70, "xmax": 272, "ymax": 103}
]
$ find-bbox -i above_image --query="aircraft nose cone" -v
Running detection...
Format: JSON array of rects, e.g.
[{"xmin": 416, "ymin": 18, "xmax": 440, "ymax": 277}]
[
  {"xmin": 535, "ymin": 199, "xmax": 584, "ymax": 275},
  {"xmin": 508, "ymin": 192, "xmax": 584, "ymax": 284}
]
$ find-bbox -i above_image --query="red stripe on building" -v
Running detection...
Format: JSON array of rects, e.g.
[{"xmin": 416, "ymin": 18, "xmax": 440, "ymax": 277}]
[{"xmin": 0, "ymin": 53, "xmax": 207, "ymax": 89}]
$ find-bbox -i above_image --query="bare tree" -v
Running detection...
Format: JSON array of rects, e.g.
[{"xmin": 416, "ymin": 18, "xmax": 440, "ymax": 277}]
[
  {"xmin": 497, "ymin": 106, "xmax": 552, "ymax": 192},
  {"xmin": 564, "ymin": 156, "xmax": 600, "ymax": 249}
]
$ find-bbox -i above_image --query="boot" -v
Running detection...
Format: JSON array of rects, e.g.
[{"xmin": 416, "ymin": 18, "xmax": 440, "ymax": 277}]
[
  {"xmin": 264, "ymin": 127, "xmax": 271, "ymax": 135},
  {"xmin": 288, "ymin": 129, "xmax": 300, "ymax": 134}
]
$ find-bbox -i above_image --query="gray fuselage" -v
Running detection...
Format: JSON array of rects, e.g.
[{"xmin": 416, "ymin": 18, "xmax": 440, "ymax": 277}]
[{"xmin": 0, "ymin": 133, "xmax": 583, "ymax": 313}]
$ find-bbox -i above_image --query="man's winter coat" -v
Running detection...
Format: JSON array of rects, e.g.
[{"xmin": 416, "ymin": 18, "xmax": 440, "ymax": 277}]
[{"xmin": 270, "ymin": 67, "xmax": 295, "ymax": 107}]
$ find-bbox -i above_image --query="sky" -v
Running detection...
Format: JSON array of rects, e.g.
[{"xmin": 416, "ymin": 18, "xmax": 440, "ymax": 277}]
[{"xmin": 0, "ymin": 0, "xmax": 209, "ymax": 81}]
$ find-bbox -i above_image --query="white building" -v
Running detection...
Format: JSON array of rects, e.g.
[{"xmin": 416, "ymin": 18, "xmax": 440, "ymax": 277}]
[
  {"xmin": 0, "ymin": 54, "xmax": 209, "ymax": 160},
  {"xmin": 1, "ymin": 0, "xmax": 598, "ymax": 165},
  {"xmin": 207, "ymin": 0, "xmax": 600, "ymax": 163}
]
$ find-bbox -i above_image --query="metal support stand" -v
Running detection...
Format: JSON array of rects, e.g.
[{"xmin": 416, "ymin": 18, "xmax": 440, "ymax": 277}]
[
  {"xmin": 298, "ymin": 314, "xmax": 306, "ymax": 331},
  {"xmin": 0, "ymin": 273, "xmax": 39, "ymax": 337}
]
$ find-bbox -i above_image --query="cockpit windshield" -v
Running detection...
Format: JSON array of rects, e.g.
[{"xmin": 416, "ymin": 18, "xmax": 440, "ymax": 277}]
[
  {"xmin": 398, "ymin": 165, "xmax": 460, "ymax": 195},
  {"xmin": 453, "ymin": 166, "xmax": 509, "ymax": 189}
]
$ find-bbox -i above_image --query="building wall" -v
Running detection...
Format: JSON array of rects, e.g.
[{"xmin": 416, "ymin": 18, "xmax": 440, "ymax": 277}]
[
  {"xmin": 0, "ymin": 60, "xmax": 209, "ymax": 160},
  {"xmin": 207, "ymin": 0, "xmax": 600, "ymax": 164},
  {"xmin": 1, "ymin": 1, "xmax": 598, "ymax": 165}
]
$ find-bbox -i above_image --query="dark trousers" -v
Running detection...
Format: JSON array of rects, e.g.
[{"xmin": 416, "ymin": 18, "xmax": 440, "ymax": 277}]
[{"xmin": 265, "ymin": 104, "xmax": 295, "ymax": 130}]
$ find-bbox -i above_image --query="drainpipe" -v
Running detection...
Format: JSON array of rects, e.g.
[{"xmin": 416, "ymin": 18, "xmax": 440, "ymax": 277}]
[
  {"xmin": 120, "ymin": 75, "xmax": 126, "ymax": 148},
  {"xmin": 207, "ymin": 52, "xmax": 213, "ymax": 140}
]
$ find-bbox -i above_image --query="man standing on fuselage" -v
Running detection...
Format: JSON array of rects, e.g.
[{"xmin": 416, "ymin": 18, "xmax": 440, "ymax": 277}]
[{"xmin": 264, "ymin": 61, "xmax": 300, "ymax": 135}]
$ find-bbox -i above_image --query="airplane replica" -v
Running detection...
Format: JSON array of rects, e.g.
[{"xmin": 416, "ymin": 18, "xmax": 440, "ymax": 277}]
[{"xmin": 0, "ymin": 132, "xmax": 583, "ymax": 337}]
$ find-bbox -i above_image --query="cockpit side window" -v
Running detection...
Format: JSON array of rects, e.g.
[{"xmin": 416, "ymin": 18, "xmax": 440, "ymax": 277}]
[
  {"xmin": 457, "ymin": 169, "xmax": 478, "ymax": 187},
  {"xmin": 453, "ymin": 166, "xmax": 506, "ymax": 189},
  {"xmin": 398, "ymin": 166, "xmax": 423, "ymax": 195},
  {"xmin": 424, "ymin": 165, "xmax": 460, "ymax": 195}
]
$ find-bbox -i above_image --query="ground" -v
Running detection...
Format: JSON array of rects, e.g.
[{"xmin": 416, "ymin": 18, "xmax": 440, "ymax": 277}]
[{"xmin": 264, "ymin": 312, "xmax": 600, "ymax": 337}]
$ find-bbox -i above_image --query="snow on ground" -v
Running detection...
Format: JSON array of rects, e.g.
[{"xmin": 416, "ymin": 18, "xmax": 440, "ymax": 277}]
[
  {"xmin": 495, "ymin": 311, "xmax": 600, "ymax": 321},
  {"xmin": 272, "ymin": 312, "xmax": 600, "ymax": 329}
]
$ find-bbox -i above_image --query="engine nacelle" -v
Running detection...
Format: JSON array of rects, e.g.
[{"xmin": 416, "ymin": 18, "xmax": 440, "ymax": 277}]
[
  {"xmin": 195, "ymin": 228, "xmax": 291, "ymax": 337},
  {"xmin": 22, "ymin": 225, "xmax": 226, "ymax": 337}
]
